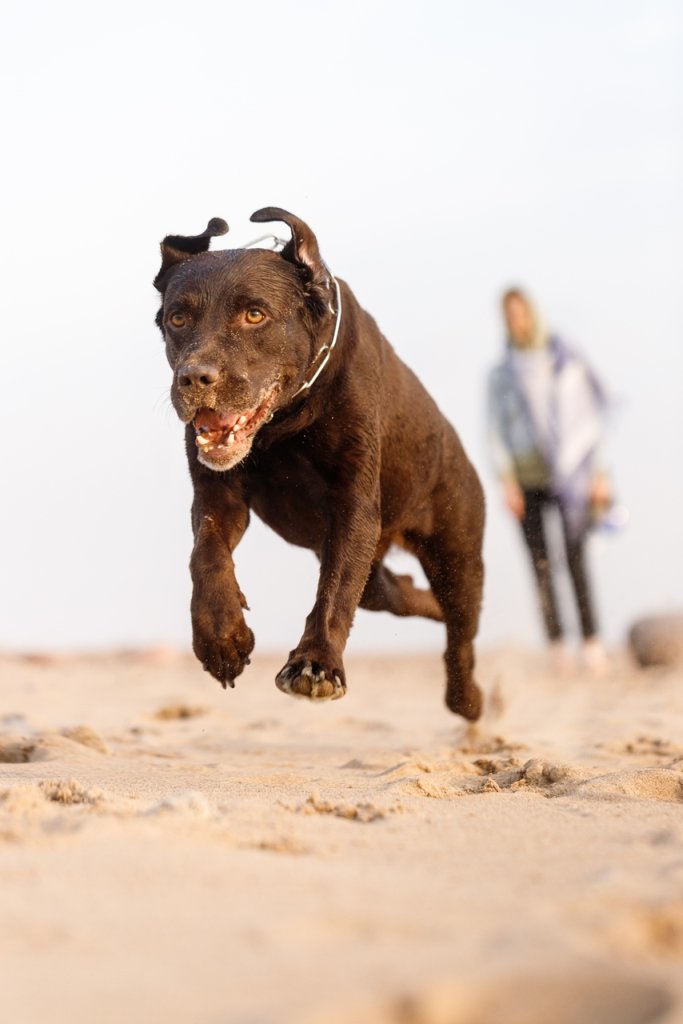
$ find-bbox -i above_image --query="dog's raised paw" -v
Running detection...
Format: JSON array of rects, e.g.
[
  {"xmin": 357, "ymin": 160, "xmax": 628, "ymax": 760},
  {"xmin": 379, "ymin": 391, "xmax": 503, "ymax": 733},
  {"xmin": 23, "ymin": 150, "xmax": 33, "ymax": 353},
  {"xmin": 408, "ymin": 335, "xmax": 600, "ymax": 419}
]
[{"xmin": 275, "ymin": 661, "xmax": 346, "ymax": 702}]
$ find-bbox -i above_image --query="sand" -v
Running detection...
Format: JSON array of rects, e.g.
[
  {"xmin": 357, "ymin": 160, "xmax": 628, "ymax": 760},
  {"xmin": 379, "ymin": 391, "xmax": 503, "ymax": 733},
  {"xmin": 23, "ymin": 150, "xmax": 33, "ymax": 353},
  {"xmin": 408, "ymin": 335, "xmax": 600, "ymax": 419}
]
[{"xmin": 1, "ymin": 648, "xmax": 682, "ymax": 1024}]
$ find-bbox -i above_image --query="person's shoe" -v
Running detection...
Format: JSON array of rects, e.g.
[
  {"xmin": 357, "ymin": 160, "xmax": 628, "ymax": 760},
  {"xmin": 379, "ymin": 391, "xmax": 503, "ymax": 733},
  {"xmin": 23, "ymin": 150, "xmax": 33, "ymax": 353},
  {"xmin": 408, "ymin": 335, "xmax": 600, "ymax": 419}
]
[{"xmin": 581, "ymin": 637, "xmax": 610, "ymax": 677}]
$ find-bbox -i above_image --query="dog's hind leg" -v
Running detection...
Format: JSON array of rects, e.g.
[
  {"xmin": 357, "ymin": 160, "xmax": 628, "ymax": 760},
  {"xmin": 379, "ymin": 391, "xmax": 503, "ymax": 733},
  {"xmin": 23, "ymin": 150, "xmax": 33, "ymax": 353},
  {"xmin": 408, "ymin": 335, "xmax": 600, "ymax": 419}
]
[
  {"xmin": 409, "ymin": 472, "xmax": 485, "ymax": 721},
  {"xmin": 359, "ymin": 562, "xmax": 444, "ymax": 621}
]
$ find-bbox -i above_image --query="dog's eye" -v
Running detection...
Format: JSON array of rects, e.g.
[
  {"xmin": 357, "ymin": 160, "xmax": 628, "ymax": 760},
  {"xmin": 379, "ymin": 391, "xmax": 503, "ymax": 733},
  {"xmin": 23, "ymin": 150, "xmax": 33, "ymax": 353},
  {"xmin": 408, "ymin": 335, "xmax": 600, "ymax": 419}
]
[
  {"xmin": 245, "ymin": 309, "xmax": 265, "ymax": 325},
  {"xmin": 169, "ymin": 313, "xmax": 186, "ymax": 329}
]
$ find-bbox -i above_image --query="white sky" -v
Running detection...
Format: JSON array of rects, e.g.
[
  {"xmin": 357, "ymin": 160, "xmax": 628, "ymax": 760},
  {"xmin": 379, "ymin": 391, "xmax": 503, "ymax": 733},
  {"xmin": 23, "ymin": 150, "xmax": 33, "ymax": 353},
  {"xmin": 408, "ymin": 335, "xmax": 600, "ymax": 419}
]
[{"xmin": 1, "ymin": 0, "xmax": 681, "ymax": 655}]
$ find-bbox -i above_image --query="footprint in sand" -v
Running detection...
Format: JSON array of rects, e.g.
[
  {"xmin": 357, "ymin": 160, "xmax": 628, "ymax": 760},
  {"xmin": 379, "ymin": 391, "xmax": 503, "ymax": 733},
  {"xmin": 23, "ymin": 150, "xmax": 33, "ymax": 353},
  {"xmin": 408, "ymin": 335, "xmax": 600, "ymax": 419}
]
[
  {"xmin": 39, "ymin": 779, "xmax": 106, "ymax": 805},
  {"xmin": 0, "ymin": 778, "xmax": 114, "ymax": 844},
  {"xmin": 390, "ymin": 755, "xmax": 683, "ymax": 804},
  {"xmin": 145, "ymin": 790, "xmax": 212, "ymax": 818},
  {"xmin": 0, "ymin": 779, "xmax": 218, "ymax": 845},
  {"xmin": 457, "ymin": 729, "xmax": 527, "ymax": 756},
  {"xmin": 602, "ymin": 736, "xmax": 683, "ymax": 759},
  {"xmin": 0, "ymin": 731, "xmax": 109, "ymax": 763},
  {"xmin": 250, "ymin": 834, "xmax": 311, "ymax": 855},
  {"xmin": 282, "ymin": 792, "xmax": 401, "ymax": 823},
  {"xmin": 380, "ymin": 755, "xmax": 584, "ymax": 800},
  {"xmin": 153, "ymin": 703, "xmax": 208, "ymax": 721}
]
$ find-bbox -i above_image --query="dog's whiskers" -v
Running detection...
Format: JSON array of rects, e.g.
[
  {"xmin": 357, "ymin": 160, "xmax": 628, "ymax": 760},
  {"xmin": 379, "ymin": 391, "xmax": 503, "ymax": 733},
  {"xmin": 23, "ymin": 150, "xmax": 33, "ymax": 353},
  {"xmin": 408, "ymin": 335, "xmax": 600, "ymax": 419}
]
[{"xmin": 152, "ymin": 389, "xmax": 175, "ymax": 420}]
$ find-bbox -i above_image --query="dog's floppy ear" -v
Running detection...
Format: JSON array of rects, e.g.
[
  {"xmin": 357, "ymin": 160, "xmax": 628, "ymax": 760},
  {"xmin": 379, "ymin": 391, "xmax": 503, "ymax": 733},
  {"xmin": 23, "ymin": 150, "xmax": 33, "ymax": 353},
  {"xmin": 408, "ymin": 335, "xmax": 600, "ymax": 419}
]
[
  {"xmin": 250, "ymin": 207, "xmax": 329, "ymax": 312},
  {"xmin": 154, "ymin": 217, "xmax": 229, "ymax": 290}
]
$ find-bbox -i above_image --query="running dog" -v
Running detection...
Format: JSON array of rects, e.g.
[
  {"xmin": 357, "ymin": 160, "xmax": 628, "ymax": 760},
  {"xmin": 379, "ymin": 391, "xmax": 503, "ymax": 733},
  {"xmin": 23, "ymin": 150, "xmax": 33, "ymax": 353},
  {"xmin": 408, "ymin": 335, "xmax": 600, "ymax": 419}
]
[{"xmin": 154, "ymin": 208, "xmax": 485, "ymax": 719}]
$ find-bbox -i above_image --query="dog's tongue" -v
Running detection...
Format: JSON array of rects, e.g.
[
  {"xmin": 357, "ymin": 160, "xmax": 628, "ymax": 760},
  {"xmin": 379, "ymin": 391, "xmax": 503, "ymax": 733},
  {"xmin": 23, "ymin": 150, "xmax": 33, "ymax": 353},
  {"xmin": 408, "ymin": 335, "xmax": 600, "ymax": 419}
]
[{"xmin": 194, "ymin": 408, "xmax": 239, "ymax": 437}]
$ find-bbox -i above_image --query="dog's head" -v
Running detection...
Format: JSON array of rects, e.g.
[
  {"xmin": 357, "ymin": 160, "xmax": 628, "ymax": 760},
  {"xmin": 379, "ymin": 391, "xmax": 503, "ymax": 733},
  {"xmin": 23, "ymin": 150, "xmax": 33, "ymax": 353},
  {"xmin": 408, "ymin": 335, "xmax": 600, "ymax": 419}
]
[{"xmin": 154, "ymin": 207, "xmax": 334, "ymax": 471}]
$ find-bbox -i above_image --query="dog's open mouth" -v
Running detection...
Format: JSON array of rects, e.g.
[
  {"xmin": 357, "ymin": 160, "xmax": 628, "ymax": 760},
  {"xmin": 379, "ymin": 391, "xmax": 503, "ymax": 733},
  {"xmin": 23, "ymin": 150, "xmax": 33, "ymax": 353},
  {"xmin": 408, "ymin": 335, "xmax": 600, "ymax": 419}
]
[{"xmin": 193, "ymin": 386, "xmax": 278, "ymax": 470}]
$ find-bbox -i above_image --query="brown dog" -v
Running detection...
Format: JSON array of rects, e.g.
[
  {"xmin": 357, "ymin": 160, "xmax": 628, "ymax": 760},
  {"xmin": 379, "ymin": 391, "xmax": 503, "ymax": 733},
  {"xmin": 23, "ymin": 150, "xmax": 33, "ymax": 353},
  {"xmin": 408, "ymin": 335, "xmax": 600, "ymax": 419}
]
[{"xmin": 154, "ymin": 208, "xmax": 485, "ymax": 719}]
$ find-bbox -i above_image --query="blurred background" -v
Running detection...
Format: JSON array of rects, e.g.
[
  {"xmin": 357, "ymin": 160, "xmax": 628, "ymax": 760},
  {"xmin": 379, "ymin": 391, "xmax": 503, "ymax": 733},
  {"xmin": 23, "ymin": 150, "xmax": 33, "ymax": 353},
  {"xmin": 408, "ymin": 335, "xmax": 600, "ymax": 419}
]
[{"xmin": 1, "ymin": 0, "xmax": 681, "ymax": 655}]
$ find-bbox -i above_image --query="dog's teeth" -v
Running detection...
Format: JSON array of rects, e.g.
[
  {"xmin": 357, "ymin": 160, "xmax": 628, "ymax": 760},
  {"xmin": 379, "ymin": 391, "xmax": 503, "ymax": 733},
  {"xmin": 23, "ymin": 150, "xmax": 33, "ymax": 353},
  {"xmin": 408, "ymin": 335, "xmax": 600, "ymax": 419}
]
[
  {"xmin": 227, "ymin": 432, "xmax": 235, "ymax": 447},
  {"xmin": 196, "ymin": 436, "xmax": 210, "ymax": 446},
  {"xmin": 238, "ymin": 415, "xmax": 247, "ymax": 425}
]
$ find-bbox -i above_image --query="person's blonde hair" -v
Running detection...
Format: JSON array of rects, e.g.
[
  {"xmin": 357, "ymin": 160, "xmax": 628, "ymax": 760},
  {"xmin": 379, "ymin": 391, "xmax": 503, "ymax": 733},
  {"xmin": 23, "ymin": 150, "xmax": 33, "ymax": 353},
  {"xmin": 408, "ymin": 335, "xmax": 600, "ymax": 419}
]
[{"xmin": 501, "ymin": 287, "xmax": 548, "ymax": 349}]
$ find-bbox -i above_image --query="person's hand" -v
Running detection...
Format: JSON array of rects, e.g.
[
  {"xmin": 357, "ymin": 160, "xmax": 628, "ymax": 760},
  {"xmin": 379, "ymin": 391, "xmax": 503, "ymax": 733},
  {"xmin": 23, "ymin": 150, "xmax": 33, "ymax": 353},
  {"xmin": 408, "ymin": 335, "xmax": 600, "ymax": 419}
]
[
  {"xmin": 502, "ymin": 479, "xmax": 525, "ymax": 520},
  {"xmin": 590, "ymin": 473, "xmax": 612, "ymax": 510}
]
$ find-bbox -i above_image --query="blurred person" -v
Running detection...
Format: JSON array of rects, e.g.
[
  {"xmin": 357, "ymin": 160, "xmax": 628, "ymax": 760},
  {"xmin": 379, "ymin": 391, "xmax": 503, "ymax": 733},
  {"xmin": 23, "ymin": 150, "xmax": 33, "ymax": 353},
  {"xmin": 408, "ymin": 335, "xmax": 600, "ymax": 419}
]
[{"xmin": 488, "ymin": 288, "xmax": 611, "ymax": 673}]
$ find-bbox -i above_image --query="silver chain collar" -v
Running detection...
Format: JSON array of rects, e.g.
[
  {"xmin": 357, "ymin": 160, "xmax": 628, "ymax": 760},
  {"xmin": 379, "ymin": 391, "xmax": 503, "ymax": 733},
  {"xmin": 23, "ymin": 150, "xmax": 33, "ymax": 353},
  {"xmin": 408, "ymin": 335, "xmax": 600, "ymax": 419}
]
[{"xmin": 241, "ymin": 234, "xmax": 342, "ymax": 398}]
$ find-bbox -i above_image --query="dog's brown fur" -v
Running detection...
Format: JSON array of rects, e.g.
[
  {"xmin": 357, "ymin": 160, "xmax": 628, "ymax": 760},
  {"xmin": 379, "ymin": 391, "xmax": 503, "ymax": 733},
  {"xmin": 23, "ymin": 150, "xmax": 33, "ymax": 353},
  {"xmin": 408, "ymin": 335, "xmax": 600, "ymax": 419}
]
[{"xmin": 154, "ymin": 208, "xmax": 485, "ymax": 719}]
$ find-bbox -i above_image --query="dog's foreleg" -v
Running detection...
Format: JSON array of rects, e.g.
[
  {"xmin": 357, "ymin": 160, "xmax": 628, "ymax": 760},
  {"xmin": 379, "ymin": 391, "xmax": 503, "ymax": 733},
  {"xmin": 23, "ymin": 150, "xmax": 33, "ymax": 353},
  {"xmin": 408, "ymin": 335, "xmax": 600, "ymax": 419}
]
[
  {"xmin": 275, "ymin": 454, "xmax": 381, "ymax": 703},
  {"xmin": 188, "ymin": 471, "xmax": 254, "ymax": 689}
]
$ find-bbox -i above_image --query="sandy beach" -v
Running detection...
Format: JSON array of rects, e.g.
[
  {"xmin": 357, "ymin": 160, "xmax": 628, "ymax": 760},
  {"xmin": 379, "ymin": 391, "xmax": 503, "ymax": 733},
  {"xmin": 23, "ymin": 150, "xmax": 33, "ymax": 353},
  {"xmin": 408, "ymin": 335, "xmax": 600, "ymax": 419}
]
[{"xmin": 1, "ymin": 648, "xmax": 682, "ymax": 1024}]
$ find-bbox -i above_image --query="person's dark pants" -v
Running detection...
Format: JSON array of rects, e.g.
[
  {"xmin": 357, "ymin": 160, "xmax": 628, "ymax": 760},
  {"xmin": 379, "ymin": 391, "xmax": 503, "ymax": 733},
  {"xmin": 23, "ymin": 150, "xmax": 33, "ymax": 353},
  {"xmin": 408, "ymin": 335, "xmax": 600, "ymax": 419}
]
[{"xmin": 519, "ymin": 488, "xmax": 597, "ymax": 641}]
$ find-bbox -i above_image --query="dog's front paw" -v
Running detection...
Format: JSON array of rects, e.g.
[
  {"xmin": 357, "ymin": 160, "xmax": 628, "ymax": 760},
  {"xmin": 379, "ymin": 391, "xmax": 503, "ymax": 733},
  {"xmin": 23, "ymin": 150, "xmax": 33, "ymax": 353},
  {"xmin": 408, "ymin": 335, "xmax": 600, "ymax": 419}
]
[
  {"xmin": 275, "ymin": 658, "xmax": 346, "ymax": 702},
  {"xmin": 192, "ymin": 615, "xmax": 254, "ymax": 690}
]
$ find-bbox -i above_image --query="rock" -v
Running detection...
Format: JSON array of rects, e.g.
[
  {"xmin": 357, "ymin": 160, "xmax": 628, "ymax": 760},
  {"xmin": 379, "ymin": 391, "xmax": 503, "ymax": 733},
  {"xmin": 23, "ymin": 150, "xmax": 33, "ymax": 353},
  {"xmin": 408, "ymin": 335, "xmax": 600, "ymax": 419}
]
[{"xmin": 629, "ymin": 614, "xmax": 683, "ymax": 668}]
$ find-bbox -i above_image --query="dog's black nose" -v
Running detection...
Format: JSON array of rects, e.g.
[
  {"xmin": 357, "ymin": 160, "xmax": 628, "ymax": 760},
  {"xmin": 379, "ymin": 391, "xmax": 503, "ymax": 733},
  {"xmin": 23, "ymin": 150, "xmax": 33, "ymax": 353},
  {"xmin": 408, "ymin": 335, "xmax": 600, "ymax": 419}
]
[{"xmin": 177, "ymin": 363, "xmax": 220, "ymax": 389}]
